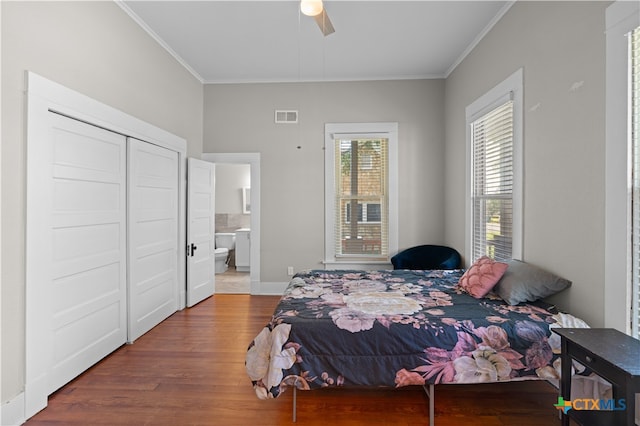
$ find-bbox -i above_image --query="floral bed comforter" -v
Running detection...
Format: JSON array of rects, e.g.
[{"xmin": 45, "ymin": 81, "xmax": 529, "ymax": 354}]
[{"xmin": 246, "ymin": 269, "xmax": 567, "ymax": 400}]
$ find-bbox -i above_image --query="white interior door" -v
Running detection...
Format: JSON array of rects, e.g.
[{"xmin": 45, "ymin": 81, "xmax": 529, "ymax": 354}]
[
  {"xmin": 47, "ymin": 113, "xmax": 128, "ymax": 393},
  {"xmin": 128, "ymin": 138, "xmax": 179, "ymax": 342},
  {"xmin": 187, "ymin": 158, "xmax": 216, "ymax": 307}
]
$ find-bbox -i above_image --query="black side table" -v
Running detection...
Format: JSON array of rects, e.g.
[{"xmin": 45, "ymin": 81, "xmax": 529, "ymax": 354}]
[{"xmin": 552, "ymin": 328, "xmax": 640, "ymax": 426}]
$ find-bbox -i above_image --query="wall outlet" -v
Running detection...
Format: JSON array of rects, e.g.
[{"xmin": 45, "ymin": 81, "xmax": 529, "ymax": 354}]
[{"xmin": 287, "ymin": 266, "xmax": 294, "ymax": 276}]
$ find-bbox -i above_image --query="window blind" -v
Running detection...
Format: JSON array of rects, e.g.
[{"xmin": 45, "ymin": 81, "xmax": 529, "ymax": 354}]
[
  {"xmin": 471, "ymin": 100, "xmax": 514, "ymax": 262},
  {"xmin": 631, "ymin": 25, "xmax": 640, "ymax": 338},
  {"xmin": 334, "ymin": 138, "xmax": 388, "ymax": 259}
]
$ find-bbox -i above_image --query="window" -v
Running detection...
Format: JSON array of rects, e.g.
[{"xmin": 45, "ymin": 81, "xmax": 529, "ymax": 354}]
[
  {"xmin": 604, "ymin": 0, "xmax": 640, "ymax": 337},
  {"xmin": 470, "ymin": 101, "xmax": 514, "ymax": 261},
  {"xmin": 325, "ymin": 123, "xmax": 398, "ymax": 266},
  {"xmin": 337, "ymin": 138, "xmax": 386, "ymax": 257},
  {"xmin": 466, "ymin": 69, "xmax": 523, "ymax": 263}
]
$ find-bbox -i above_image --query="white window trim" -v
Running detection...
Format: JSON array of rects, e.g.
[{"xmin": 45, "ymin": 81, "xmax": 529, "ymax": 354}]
[
  {"xmin": 324, "ymin": 122, "xmax": 398, "ymax": 269},
  {"xmin": 604, "ymin": 0, "xmax": 640, "ymax": 335},
  {"xmin": 465, "ymin": 68, "xmax": 523, "ymax": 266}
]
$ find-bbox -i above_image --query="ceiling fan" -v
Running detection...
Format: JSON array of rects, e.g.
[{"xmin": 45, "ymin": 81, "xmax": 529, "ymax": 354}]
[{"xmin": 300, "ymin": 0, "xmax": 335, "ymax": 36}]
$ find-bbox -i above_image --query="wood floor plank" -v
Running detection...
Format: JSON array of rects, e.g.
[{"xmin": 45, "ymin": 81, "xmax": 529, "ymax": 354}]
[{"xmin": 25, "ymin": 294, "xmax": 569, "ymax": 425}]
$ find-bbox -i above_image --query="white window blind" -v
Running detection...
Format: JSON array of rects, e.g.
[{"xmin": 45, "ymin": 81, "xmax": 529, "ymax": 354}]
[
  {"xmin": 334, "ymin": 137, "xmax": 388, "ymax": 260},
  {"xmin": 471, "ymin": 99, "xmax": 514, "ymax": 262},
  {"xmin": 631, "ymin": 25, "xmax": 640, "ymax": 338}
]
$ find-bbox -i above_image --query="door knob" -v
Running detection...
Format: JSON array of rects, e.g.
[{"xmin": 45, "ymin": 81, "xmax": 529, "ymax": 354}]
[{"xmin": 189, "ymin": 243, "xmax": 197, "ymax": 257}]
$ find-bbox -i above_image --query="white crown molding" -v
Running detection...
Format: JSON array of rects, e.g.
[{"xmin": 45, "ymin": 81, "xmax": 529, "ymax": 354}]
[
  {"xmin": 445, "ymin": 1, "xmax": 516, "ymax": 78},
  {"xmin": 115, "ymin": 0, "xmax": 509, "ymax": 85},
  {"xmin": 114, "ymin": 0, "xmax": 205, "ymax": 84},
  {"xmin": 201, "ymin": 73, "xmax": 447, "ymax": 85}
]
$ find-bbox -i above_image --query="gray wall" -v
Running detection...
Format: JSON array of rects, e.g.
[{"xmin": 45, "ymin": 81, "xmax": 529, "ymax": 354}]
[
  {"xmin": 203, "ymin": 80, "xmax": 446, "ymax": 282},
  {"xmin": 1, "ymin": 1, "xmax": 203, "ymax": 404},
  {"xmin": 445, "ymin": 1, "xmax": 608, "ymax": 327}
]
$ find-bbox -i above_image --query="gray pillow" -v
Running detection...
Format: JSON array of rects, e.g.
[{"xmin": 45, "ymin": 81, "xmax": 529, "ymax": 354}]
[{"xmin": 494, "ymin": 259, "xmax": 571, "ymax": 305}]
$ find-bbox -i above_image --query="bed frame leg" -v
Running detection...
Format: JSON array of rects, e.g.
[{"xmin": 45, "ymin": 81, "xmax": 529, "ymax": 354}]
[
  {"xmin": 293, "ymin": 386, "xmax": 297, "ymax": 423},
  {"xmin": 422, "ymin": 384, "xmax": 435, "ymax": 426}
]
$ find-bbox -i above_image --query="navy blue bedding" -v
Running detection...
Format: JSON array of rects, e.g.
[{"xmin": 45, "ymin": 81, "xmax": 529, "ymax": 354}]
[{"xmin": 246, "ymin": 269, "xmax": 565, "ymax": 400}]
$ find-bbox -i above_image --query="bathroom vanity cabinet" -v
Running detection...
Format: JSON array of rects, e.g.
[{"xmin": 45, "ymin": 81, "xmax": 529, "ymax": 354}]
[{"xmin": 235, "ymin": 228, "xmax": 250, "ymax": 272}]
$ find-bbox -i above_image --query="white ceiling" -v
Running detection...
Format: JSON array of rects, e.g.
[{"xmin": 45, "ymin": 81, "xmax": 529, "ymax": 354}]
[{"xmin": 119, "ymin": 1, "xmax": 512, "ymax": 84}]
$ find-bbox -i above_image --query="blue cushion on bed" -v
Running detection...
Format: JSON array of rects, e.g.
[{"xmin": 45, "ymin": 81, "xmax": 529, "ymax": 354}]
[{"xmin": 391, "ymin": 245, "xmax": 461, "ymax": 270}]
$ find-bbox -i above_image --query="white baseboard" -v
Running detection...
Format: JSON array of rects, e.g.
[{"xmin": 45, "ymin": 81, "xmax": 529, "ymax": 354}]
[
  {"xmin": 2, "ymin": 392, "xmax": 25, "ymax": 426},
  {"xmin": 253, "ymin": 281, "xmax": 288, "ymax": 296}
]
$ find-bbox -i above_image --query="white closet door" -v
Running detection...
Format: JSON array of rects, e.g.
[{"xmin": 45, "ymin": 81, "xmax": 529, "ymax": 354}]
[
  {"xmin": 128, "ymin": 138, "xmax": 179, "ymax": 342},
  {"xmin": 48, "ymin": 113, "xmax": 128, "ymax": 394},
  {"xmin": 187, "ymin": 158, "xmax": 216, "ymax": 307}
]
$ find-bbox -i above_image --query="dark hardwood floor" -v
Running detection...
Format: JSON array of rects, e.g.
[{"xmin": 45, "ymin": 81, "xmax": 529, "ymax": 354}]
[{"xmin": 25, "ymin": 294, "xmax": 567, "ymax": 425}]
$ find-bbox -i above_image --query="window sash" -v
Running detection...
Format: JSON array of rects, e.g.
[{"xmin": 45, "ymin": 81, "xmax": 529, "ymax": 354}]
[
  {"xmin": 334, "ymin": 138, "xmax": 389, "ymax": 259},
  {"xmin": 471, "ymin": 100, "xmax": 514, "ymax": 262}
]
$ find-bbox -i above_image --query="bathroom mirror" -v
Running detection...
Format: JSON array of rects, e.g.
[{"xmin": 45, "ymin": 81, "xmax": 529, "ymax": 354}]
[{"xmin": 242, "ymin": 187, "xmax": 251, "ymax": 214}]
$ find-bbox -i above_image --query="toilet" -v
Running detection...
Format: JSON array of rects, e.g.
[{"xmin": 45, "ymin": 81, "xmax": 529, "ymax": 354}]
[{"xmin": 214, "ymin": 233, "xmax": 236, "ymax": 274}]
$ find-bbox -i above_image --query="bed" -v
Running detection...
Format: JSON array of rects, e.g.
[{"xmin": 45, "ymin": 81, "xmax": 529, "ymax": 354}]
[{"xmin": 246, "ymin": 265, "xmax": 587, "ymax": 423}]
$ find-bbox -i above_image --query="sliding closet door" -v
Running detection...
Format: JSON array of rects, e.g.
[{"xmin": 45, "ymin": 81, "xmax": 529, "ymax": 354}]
[
  {"xmin": 47, "ymin": 113, "xmax": 128, "ymax": 394},
  {"xmin": 128, "ymin": 138, "xmax": 179, "ymax": 342}
]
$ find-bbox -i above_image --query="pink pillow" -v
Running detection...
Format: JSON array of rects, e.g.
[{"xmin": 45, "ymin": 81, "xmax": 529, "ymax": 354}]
[{"xmin": 458, "ymin": 256, "xmax": 508, "ymax": 298}]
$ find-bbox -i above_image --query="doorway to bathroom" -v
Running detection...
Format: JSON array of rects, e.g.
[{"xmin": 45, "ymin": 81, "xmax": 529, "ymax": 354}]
[{"xmin": 202, "ymin": 153, "xmax": 260, "ymax": 294}]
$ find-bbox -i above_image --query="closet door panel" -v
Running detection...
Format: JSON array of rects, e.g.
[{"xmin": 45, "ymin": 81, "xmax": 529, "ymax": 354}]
[
  {"xmin": 128, "ymin": 138, "xmax": 179, "ymax": 342},
  {"xmin": 48, "ymin": 113, "xmax": 128, "ymax": 394}
]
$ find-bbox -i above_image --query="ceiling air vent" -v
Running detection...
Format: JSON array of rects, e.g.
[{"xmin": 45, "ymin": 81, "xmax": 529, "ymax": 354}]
[{"xmin": 275, "ymin": 110, "xmax": 298, "ymax": 124}]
